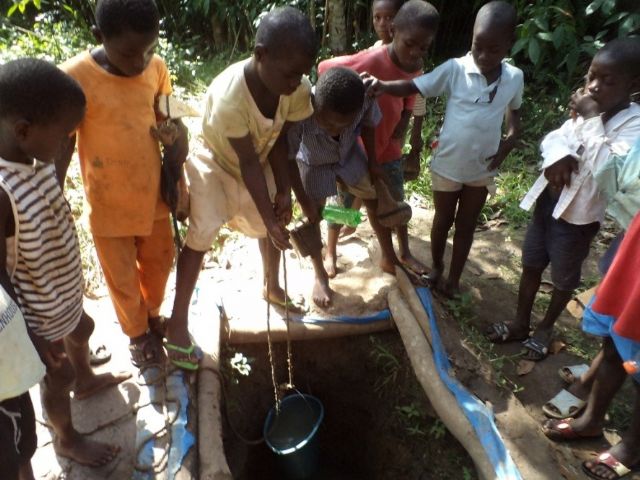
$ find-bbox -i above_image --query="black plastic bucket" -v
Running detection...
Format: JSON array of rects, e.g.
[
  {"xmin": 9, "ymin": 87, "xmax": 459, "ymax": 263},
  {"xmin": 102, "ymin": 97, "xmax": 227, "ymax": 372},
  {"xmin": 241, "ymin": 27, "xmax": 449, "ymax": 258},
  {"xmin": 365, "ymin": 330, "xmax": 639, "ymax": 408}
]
[{"xmin": 263, "ymin": 393, "xmax": 324, "ymax": 479}]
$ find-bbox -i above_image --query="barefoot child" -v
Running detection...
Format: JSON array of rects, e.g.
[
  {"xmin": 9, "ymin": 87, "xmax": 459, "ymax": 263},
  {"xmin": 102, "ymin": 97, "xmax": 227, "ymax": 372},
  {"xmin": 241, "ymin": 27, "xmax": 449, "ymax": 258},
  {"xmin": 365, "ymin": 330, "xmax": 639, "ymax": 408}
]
[
  {"xmin": 0, "ymin": 59, "xmax": 129, "ymax": 468},
  {"xmin": 542, "ymin": 208, "xmax": 640, "ymax": 480},
  {"xmin": 59, "ymin": 0, "xmax": 190, "ymax": 369},
  {"xmin": 0, "ymin": 284, "xmax": 45, "ymax": 479},
  {"xmin": 288, "ymin": 67, "xmax": 404, "ymax": 306},
  {"xmin": 486, "ymin": 38, "xmax": 640, "ymax": 361},
  {"xmin": 168, "ymin": 7, "xmax": 317, "ymax": 352},
  {"xmin": 368, "ymin": 1, "xmax": 522, "ymax": 297},
  {"xmin": 321, "ymin": 0, "xmax": 439, "ymax": 278}
]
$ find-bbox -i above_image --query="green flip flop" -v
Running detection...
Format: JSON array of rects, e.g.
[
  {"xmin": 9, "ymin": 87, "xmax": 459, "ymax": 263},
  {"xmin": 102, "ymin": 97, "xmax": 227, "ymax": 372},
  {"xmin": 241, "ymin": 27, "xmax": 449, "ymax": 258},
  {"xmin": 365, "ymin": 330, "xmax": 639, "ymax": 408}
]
[{"xmin": 164, "ymin": 341, "xmax": 200, "ymax": 371}]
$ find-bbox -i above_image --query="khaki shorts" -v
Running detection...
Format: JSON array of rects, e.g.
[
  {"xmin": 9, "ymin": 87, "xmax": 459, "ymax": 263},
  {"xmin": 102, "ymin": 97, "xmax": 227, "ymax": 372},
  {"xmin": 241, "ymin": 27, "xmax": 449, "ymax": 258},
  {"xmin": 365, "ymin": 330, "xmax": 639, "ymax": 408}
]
[
  {"xmin": 339, "ymin": 172, "xmax": 377, "ymax": 200},
  {"xmin": 431, "ymin": 171, "xmax": 497, "ymax": 196},
  {"xmin": 185, "ymin": 145, "xmax": 275, "ymax": 251}
]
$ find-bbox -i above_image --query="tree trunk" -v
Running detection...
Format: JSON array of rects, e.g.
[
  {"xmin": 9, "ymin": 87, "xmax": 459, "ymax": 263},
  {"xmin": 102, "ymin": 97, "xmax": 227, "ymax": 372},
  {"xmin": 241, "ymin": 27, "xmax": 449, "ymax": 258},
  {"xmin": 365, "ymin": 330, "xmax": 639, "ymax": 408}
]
[{"xmin": 325, "ymin": 0, "xmax": 347, "ymax": 54}]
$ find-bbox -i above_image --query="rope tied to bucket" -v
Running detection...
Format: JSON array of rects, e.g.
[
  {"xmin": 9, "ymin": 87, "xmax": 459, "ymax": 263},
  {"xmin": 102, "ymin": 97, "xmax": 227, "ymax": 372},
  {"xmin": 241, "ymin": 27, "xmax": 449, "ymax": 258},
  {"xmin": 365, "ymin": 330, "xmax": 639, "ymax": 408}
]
[{"xmin": 265, "ymin": 248, "xmax": 296, "ymax": 413}]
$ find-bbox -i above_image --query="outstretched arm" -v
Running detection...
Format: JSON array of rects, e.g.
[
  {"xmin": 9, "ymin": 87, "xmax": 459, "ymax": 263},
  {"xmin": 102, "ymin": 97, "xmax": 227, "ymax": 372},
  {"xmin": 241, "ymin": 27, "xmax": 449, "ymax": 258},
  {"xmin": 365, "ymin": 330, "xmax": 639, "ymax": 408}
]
[
  {"xmin": 55, "ymin": 134, "xmax": 76, "ymax": 189},
  {"xmin": 362, "ymin": 73, "xmax": 420, "ymax": 98},
  {"xmin": 267, "ymin": 122, "xmax": 294, "ymax": 226}
]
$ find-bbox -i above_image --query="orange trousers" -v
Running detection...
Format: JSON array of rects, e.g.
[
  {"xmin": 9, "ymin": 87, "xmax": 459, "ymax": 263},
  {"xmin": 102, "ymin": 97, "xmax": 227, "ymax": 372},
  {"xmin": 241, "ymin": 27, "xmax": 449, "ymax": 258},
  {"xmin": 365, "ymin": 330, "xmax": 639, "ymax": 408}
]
[{"xmin": 93, "ymin": 217, "xmax": 174, "ymax": 338}]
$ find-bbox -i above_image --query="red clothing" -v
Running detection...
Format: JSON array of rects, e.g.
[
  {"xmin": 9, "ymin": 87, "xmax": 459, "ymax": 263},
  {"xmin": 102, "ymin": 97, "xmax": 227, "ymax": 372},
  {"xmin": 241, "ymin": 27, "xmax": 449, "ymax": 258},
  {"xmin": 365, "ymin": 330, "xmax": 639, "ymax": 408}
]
[
  {"xmin": 319, "ymin": 46, "xmax": 419, "ymax": 164},
  {"xmin": 593, "ymin": 212, "xmax": 640, "ymax": 341}
]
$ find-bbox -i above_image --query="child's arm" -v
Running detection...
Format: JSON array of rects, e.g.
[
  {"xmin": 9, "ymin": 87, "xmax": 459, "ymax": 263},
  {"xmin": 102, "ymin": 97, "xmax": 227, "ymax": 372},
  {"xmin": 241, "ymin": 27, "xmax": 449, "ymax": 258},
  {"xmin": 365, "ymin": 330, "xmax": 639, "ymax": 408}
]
[
  {"xmin": 0, "ymin": 191, "xmax": 63, "ymax": 368},
  {"xmin": 361, "ymin": 125, "xmax": 383, "ymax": 181},
  {"xmin": 363, "ymin": 74, "xmax": 420, "ymax": 98},
  {"xmin": 267, "ymin": 123, "xmax": 294, "ymax": 226},
  {"xmin": 287, "ymin": 123, "xmax": 320, "ymax": 224},
  {"xmin": 486, "ymin": 108, "xmax": 521, "ymax": 171},
  {"xmin": 54, "ymin": 134, "xmax": 77, "ymax": 189},
  {"xmin": 229, "ymin": 136, "xmax": 292, "ymax": 251}
]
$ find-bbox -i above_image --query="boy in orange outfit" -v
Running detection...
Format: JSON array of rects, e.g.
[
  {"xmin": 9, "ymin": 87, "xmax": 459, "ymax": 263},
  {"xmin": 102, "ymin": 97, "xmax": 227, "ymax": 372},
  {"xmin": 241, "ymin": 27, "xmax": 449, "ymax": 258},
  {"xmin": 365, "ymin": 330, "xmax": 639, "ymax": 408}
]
[{"xmin": 59, "ymin": 0, "xmax": 188, "ymax": 369}]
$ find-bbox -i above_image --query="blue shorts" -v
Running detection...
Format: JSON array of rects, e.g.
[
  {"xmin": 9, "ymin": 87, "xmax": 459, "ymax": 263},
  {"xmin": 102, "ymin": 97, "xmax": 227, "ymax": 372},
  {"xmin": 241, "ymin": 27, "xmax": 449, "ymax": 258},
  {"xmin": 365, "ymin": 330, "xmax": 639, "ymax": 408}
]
[
  {"xmin": 522, "ymin": 189, "xmax": 599, "ymax": 291},
  {"xmin": 583, "ymin": 296, "xmax": 640, "ymax": 384},
  {"xmin": 340, "ymin": 158, "xmax": 405, "ymax": 209}
]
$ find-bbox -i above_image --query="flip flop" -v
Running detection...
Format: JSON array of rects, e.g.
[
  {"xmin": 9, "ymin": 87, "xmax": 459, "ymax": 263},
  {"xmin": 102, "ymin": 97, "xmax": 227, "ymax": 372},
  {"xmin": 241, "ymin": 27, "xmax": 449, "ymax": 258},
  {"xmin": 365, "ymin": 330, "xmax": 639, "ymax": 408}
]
[
  {"xmin": 129, "ymin": 332, "xmax": 164, "ymax": 369},
  {"xmin": 582, "ymin": 451, "xmax": 635, "ymax": 480},
  {"xmin": 89, "ymin": 344, "xmax": 111, "ymax": 366},
  {"xmin": 542, "ymin": 389, "xmax": 587, "ymax": 419},
  {"xmin": 558, "ymin": 364, "xmax": 590, "ymax": 384},
  {"xmin": 486, "ymin": 321, "xmax": 528, "ymax": 343},
  {"xmin": 542, "ymin": 418, "xmax": 603, "ymax": 442},
  {"xmin": 522, "ymin": 337, "xmax": 549, "ymax": 361},
  {"xmin": 164, "ymin": 341, "xmax": 200, "ymax": 371}
]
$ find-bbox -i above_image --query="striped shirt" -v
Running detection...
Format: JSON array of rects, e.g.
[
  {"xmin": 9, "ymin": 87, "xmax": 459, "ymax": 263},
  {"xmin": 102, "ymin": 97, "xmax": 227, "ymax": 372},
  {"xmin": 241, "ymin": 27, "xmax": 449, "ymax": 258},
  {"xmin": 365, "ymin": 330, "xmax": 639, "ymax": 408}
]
[
  {"xmin": 0, "ymin": 158, "xmax": 83, "ymax": 341},
  {"xmin": 288, "ymin": 95, "xmax": 382, "ymax": 200}
]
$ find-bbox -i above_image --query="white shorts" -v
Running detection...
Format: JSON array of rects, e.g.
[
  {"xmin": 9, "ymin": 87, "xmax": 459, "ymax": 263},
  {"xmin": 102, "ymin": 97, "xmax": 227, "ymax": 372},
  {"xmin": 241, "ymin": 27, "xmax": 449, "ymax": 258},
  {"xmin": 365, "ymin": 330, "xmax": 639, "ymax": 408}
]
[
  {"xmin": 431, "ymin": 171, "xmax": 497, "ymax": 196},
  {"xmin": 184, "ymin": 144, "xmax": 275, "ymax": 251}
]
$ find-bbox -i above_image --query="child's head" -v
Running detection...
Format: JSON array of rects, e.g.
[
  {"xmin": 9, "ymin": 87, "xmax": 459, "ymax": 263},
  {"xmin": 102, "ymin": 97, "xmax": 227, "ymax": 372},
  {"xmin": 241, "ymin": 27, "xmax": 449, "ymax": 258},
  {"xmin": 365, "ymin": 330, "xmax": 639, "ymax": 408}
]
[
  {"xmin": 313, "ymin": 67, "xmax": 365, "ymax": 137},
  {"xmin": 586, "ymin": 38, "xmax": 640, "ymax": 117},
  {"xmin": 254, "ymin": 7, "xmax": 317, "ymax": 96},
  {"xmin": 93, "ymin": 0, "xmax": 160, "ymax": 76},
  {"xmin": 471, "ymin": 1, "xmax": 517, "ymax": 75},
  {"xmin": 0, "ymin": 59, "xmax": 85, "ymax": 163},
  {"xmin": 372, "ymin": 0, "xmax": 405, "ymax": 45},
  {"xmin": 389, "ymin": 0, "xmax": 439, "ymax": 73}
]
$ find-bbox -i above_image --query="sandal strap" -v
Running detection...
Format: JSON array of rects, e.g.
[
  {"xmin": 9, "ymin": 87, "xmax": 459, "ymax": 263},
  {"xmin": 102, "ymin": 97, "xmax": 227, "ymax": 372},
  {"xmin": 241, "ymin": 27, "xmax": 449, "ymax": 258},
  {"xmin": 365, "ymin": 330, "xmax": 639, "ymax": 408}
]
[
  {"xmin": 491, "ymin": 322, "xmax": 510, "ymax": 341},
  {"xmin": 594, "ymin": 452, "xmax": 631, "ymax": 477},
  {"xmin": 523, "ymin": 337, "xmax": 549, "ymax": 356},
  {"xmin": 543, "ymin": 389, "xmax": 586, "ymax": 418}
]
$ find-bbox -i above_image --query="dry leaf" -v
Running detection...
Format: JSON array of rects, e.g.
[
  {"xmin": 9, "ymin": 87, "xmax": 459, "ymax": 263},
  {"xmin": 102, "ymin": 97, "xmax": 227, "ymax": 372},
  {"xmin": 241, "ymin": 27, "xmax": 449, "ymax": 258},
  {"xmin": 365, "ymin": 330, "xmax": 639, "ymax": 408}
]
[
  {"xmin": 517, "ymin": 360, "xmax": 536, "ymax": 376},
  {"xmin": 550, "ymin": 340, "xmax": 567, "ymax": 355}
]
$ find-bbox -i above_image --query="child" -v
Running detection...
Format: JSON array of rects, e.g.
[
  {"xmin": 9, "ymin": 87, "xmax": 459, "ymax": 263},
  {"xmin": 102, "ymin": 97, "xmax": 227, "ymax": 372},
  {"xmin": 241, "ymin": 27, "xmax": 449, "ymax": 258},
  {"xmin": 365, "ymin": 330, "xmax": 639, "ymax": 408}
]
[
  {"xmin": 341, "ymin": 0, "xmax": 424, "ymax": 241},
  {"xmin": 320, "ymin": 0, "xmax": 439, "ymax": 278},
  {"xmin": 288, "ymin": 66, "xmax": 404, "ymax": 306},
  {"xmin": 167, "ymin": 8, "xmax": 317, "ymax": 352},
  {"xmin": 486, "ymin": 38, "xmax": 640, "ymax": 361},
  {"xmin": 59, "ymin": 0, "xmax": 190, "ymax": 369},
  {"xmin": 0, "ymin": 283, "xmax": 45, "ymax": 479},
  {"xmin": 0, "ymin": 59, "xmax": 129, "ymax": 467},
  {"xmin": 542, "ymin": 208, "xmax": 640, "ymax": 480},
  {"xmin": 368, "ymin": 1, "xmax": 523, "ymax": 297}
]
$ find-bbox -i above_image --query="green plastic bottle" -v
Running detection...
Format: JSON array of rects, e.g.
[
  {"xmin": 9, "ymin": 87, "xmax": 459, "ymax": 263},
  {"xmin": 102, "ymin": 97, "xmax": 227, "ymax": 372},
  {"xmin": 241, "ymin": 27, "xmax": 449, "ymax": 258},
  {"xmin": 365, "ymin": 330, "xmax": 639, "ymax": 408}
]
[{"xmin": 322, "ymin": 205, "xmax": 362, "ymax": 228}]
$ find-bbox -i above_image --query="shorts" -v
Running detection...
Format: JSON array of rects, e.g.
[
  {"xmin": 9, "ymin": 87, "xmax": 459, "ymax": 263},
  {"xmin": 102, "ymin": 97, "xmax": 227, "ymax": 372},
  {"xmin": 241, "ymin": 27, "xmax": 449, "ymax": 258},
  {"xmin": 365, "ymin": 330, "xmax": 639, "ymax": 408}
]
[
  {"xmin": 431, "ymin": 171, "xmax": 497, "ymax": 196},
  {"xmin": 582, "ymin": 296, "xmax": 640, "ymax": 384},
  {"xmin": 522, "ymin": 189, "xmax": 599, "ymax": 291},
  {"xmin": 598, "ymin": 232, "xmax": 624, "ymax": 276},
  {"xmin": 0, "ymin": 393, "xmax": 37, "ymax": 475},
  {"xmin": 341, "ymin": 158, "xmax": 406, "ymax": 209},
  {"xmin": 185, "ymin": 144, "xmax": 275, "ymax": 251}
]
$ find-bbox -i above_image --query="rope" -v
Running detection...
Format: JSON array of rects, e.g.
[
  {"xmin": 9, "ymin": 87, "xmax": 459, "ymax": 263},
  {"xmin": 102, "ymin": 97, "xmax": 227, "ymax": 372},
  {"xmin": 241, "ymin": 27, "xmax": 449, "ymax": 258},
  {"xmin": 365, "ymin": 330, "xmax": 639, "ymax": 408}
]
[
  {"xmin": 282, "ymin": 250, "xmax": 294, "ymax": 390},
  {"xmin": 265, "ymin": 245, "xmax": 281, "ymax": 412}
]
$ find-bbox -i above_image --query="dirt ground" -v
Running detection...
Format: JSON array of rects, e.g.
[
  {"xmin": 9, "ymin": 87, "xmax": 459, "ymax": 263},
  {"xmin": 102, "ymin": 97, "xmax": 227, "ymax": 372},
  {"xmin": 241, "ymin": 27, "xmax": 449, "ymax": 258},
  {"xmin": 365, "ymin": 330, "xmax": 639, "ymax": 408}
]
[{"xmin": 214, "ymin": 203, "xmax": 638, "ymax": 480}]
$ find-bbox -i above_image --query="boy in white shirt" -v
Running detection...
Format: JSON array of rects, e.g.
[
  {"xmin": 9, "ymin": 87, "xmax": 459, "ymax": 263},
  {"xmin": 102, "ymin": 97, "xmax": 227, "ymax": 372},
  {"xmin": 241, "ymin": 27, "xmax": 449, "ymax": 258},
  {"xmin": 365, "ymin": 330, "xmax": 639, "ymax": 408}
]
[
  {"xmin": 366, "ymin": 1, "xmax": 523, "ymax": 297},
  {"xmin": 487, "ymin": 38, "xmax": 640, "ymax": 361}
]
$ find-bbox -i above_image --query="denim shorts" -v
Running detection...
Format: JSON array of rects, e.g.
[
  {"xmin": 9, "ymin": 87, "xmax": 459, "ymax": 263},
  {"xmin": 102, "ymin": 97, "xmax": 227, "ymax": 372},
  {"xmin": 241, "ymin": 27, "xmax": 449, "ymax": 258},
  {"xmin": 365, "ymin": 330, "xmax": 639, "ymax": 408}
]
[
  {"xmin": 0, "ymin": 393, "xmax": 37, "ymax": 477},
  {"xmin": 522, "ymin": 188, "xmax": 599, "ymax": 291},
  {"xmin": 582, "ymin": 296, "xmax": 640, "ymax": 384}
]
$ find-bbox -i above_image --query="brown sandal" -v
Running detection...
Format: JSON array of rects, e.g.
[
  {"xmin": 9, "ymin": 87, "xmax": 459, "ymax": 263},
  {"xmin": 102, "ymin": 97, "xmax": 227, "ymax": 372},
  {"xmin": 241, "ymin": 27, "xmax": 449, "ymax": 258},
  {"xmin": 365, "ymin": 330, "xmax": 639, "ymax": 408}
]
[{"xmin": 129, "ymin": 332, "xmax": 164, "ymax": 368}]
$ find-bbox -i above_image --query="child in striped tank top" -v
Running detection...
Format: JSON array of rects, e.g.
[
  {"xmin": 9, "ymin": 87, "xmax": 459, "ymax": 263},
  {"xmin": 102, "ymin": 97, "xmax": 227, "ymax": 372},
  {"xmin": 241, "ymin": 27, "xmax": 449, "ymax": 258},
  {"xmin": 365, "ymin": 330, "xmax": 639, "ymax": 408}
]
[{"xmin": 0, "ymin": 59, "xmax": 129, "ymax": 469}]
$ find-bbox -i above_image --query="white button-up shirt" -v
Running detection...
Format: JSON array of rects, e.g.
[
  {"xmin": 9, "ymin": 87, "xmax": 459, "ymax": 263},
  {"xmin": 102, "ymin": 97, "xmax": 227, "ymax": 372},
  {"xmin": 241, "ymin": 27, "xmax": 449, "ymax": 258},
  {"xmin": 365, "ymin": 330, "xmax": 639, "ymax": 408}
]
[
  {"xmin": 413, "ymin": 53, "xmax": 524, "ymax": 182},
  {"xmin": 520, "ymin": 103, "xmax": 640, "ymax": 225}
]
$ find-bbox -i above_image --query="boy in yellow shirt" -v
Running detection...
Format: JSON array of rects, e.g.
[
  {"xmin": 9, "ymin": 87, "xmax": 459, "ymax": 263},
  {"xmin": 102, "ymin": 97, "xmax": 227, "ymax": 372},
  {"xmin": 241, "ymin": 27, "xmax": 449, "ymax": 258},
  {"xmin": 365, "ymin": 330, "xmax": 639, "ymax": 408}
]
[
  {"xmin": 166, "ymin": 7, "xmax": 317, "ymax": 363},
  {"xmin": 59, "ymin": 0, "xmax": 188, "ymax": 368}
]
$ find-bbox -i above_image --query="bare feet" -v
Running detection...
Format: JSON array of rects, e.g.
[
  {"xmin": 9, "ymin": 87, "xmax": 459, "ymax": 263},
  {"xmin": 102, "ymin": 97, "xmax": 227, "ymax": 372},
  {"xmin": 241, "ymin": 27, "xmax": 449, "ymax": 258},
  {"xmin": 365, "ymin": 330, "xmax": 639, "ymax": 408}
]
[
  {"xmin": 323, "ymin": 253, "xmax": 338, "ymax": 279},
  {"xmin": 339, "ymin": 226, "xmax": 356, "ymax": 238},
  {"xmin": 380, "ymin": 257, "xmax": 396, "ymax": 275},
  {"xmin": 400, "ymin": 253, "xmax": 429, "ymax": 276},
  {"xmin": 54, "ymin": 434, "xmax": 120, "ymax": 467},
  {"xmin": 437, "ymin": 278, "xmax": 462, "ymax": 298},
  {"xmin": 312, "ymin": 277, "xmax": 333, "ymax": 308},
  {"xmin": 73, "ymin": 371, "xmax": 131, "ymax": 401},
  {"xmin": 263, "ymin": 286, "xmax": 307, "ymax": 314}
]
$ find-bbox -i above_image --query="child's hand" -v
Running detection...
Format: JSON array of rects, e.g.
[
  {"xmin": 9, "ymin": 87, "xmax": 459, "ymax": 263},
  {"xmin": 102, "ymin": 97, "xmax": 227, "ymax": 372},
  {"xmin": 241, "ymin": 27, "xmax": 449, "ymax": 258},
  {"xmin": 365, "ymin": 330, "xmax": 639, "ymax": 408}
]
[
  {"xmin": 544, "ymin": 155, "xmax": 579, "ymax": 190},
  {"xmin": 266, "ymin": 220, "xmax": 292, "ymax": 251},
  {"xmin": 569, "ymin": 88, "xmax": 600, "ymax": 120},
  {"xmin": 361, "ymin": 72, "xmax": 384, "ymax": 97},
  {"xmin": 486, "ymin": 137, "xmax": 517, "ymax": 171},
  {"xmin": 273, "ymin": 192, "xmax": 292, "ymax": 225}
]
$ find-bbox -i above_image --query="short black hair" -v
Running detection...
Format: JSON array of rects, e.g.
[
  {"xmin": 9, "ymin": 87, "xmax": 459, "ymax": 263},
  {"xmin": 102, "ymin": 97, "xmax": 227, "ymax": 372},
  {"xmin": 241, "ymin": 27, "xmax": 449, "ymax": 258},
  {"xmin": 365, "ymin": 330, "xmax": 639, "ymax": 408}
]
[
  {"xmin": 95, "ymin": 0, "xmax": 160, "ymax": 38},
  {"xmin": 372, "ymin": 0, "xmax": 406, "ymax": 13},
  {"xmin": 595, "ymin": 37, "xmax": 640, "ymax": 78},
  {"xmin": 315, "ymin": 67, "xmax": 365, "ymax": 115},
  {"xmin": 474, "ymin": 1, "xmax": 517, "ymax": 37},
  {"xmin": 0, "ymin": 58, "xmax": 86, "ymax": 125},
  {"xmin": 393, "ymin": 0, "xmax": 439, "ymax": 34},
  {"xmin": 255, "ymin": 6, "xmax": 318, "ymax": 60}
]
